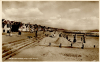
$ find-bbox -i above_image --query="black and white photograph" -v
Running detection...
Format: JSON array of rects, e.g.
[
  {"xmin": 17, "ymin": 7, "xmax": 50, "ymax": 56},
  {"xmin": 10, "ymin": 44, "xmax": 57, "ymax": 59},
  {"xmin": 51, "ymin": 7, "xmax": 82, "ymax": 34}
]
[{"xmin": 2, "ymin": 1, "xmax": 99, "ymax": 61}]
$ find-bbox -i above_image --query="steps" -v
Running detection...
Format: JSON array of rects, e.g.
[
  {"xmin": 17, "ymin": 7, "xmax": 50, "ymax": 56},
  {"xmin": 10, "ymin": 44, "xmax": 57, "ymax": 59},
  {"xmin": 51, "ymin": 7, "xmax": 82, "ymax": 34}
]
[{"xmin": 2, "ymin": 35, "xmax": 46, "ymax": 61}]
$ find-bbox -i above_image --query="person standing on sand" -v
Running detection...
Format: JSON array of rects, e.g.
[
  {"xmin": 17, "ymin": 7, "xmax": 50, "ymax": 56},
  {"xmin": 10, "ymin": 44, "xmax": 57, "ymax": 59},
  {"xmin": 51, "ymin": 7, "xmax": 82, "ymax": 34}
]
[
  {"xmin": 9, "ymin": 28, "xmax": 12, "ymax": 36},
  {"xmin": 6, "ymin": 29, "xmax": 10, "ymax": 36},
  {"xmin": 73, "ymin": 35, "xmax": 76, "ymax": 43},
  {"xmin": 59, "ymin": 33, "xmax": 62, "ymax": 37},
  {"xmin": 34, "ymin": 24, "xmax": 37, "ymax": 37},
  {"xmin": 8, "ymin": 29, "xmax": 10, "ymax": 36},
  {"xmin": 18, "ymin": 28, "xmax": 22, "ymax": 37},
  {"xmin": 66, "ymin": 35, "xmax": 68, "ymax": 40},
  {"xmin": 35, "ymin": 30, "xmax": 37, "ymax": 38},
  {"xmin": 18, "ymin": 30, "xmax": 21, "ymax": 36},
  {"xmin": 83, "ymin": 37, "xmax": 85, "ymax": 43},
  {"xmin": 34, "ymin": 25, "xmax": 38, "ymax": 38},
  {"xmin": 43, "ymin": 26, "xmax": 45, "ymax": 34},
  {"xmin": 81, "ymin": 37, "xmax": 82, "ymax": 41},
  {"xmin": 83, "ymin": 35, "xmax": 86, "ymax": 43}
]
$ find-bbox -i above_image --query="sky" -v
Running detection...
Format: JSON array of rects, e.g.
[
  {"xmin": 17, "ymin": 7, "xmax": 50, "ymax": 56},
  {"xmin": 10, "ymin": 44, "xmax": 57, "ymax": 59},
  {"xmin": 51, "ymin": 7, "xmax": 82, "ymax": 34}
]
[{"xmin": 2, "ymin": 1, "xmax": 99, "ymax": 30}]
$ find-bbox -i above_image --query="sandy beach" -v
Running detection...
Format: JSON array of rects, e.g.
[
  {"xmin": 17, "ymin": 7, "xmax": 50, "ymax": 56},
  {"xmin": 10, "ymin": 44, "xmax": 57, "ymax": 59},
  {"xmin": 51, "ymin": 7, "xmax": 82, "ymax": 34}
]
[{"xmin": 3, "ymin": 31, "xmax": 99, "ymax": 61}]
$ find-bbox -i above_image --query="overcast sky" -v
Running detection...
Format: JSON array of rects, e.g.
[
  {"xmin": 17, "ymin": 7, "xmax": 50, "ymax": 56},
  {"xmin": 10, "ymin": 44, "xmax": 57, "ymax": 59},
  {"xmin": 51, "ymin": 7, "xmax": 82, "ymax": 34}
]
[{"xmin": 2, "ymin": 1, "xmax": 99, "ymax": 30}]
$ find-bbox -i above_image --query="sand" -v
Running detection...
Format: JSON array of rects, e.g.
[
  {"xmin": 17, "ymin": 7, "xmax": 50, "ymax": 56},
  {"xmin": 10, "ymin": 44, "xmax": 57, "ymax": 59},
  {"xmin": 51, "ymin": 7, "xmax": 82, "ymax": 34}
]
[
  {"xmin": 6, "ymin": 46, "xmax": 99, "ymax": 61},
  {"xmin": 2, "ymin": 31, "xmax": 99, "ymax": 61}
]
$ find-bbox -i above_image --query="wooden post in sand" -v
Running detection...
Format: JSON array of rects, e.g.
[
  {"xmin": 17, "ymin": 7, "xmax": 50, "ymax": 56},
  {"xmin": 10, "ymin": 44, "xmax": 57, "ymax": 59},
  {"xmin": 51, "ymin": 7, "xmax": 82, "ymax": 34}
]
[
  {"xmin": 59, "ymin": 43, "xmax": 62, "ymax": 48},
  {"xmin": 81, "ymin": 43, "xmax": 84, "ymax": 49},
  {"xmin": 94, "ymin": 45, "xmax": 95, "ymax": 48},
  {"xmin": 71, "ymin": 43, "xmax": 72, "ymax": 47},
  {"xmin": 49, "ymin": 43, "xmax": 51, "ymax": 46}
]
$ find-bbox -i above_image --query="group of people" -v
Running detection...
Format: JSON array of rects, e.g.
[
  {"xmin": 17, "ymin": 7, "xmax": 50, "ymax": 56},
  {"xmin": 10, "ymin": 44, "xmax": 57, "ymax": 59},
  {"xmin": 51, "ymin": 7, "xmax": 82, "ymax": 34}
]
[{"xmin": 59, "ymin": 33, "xmax": 86, "ymax": 46}]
